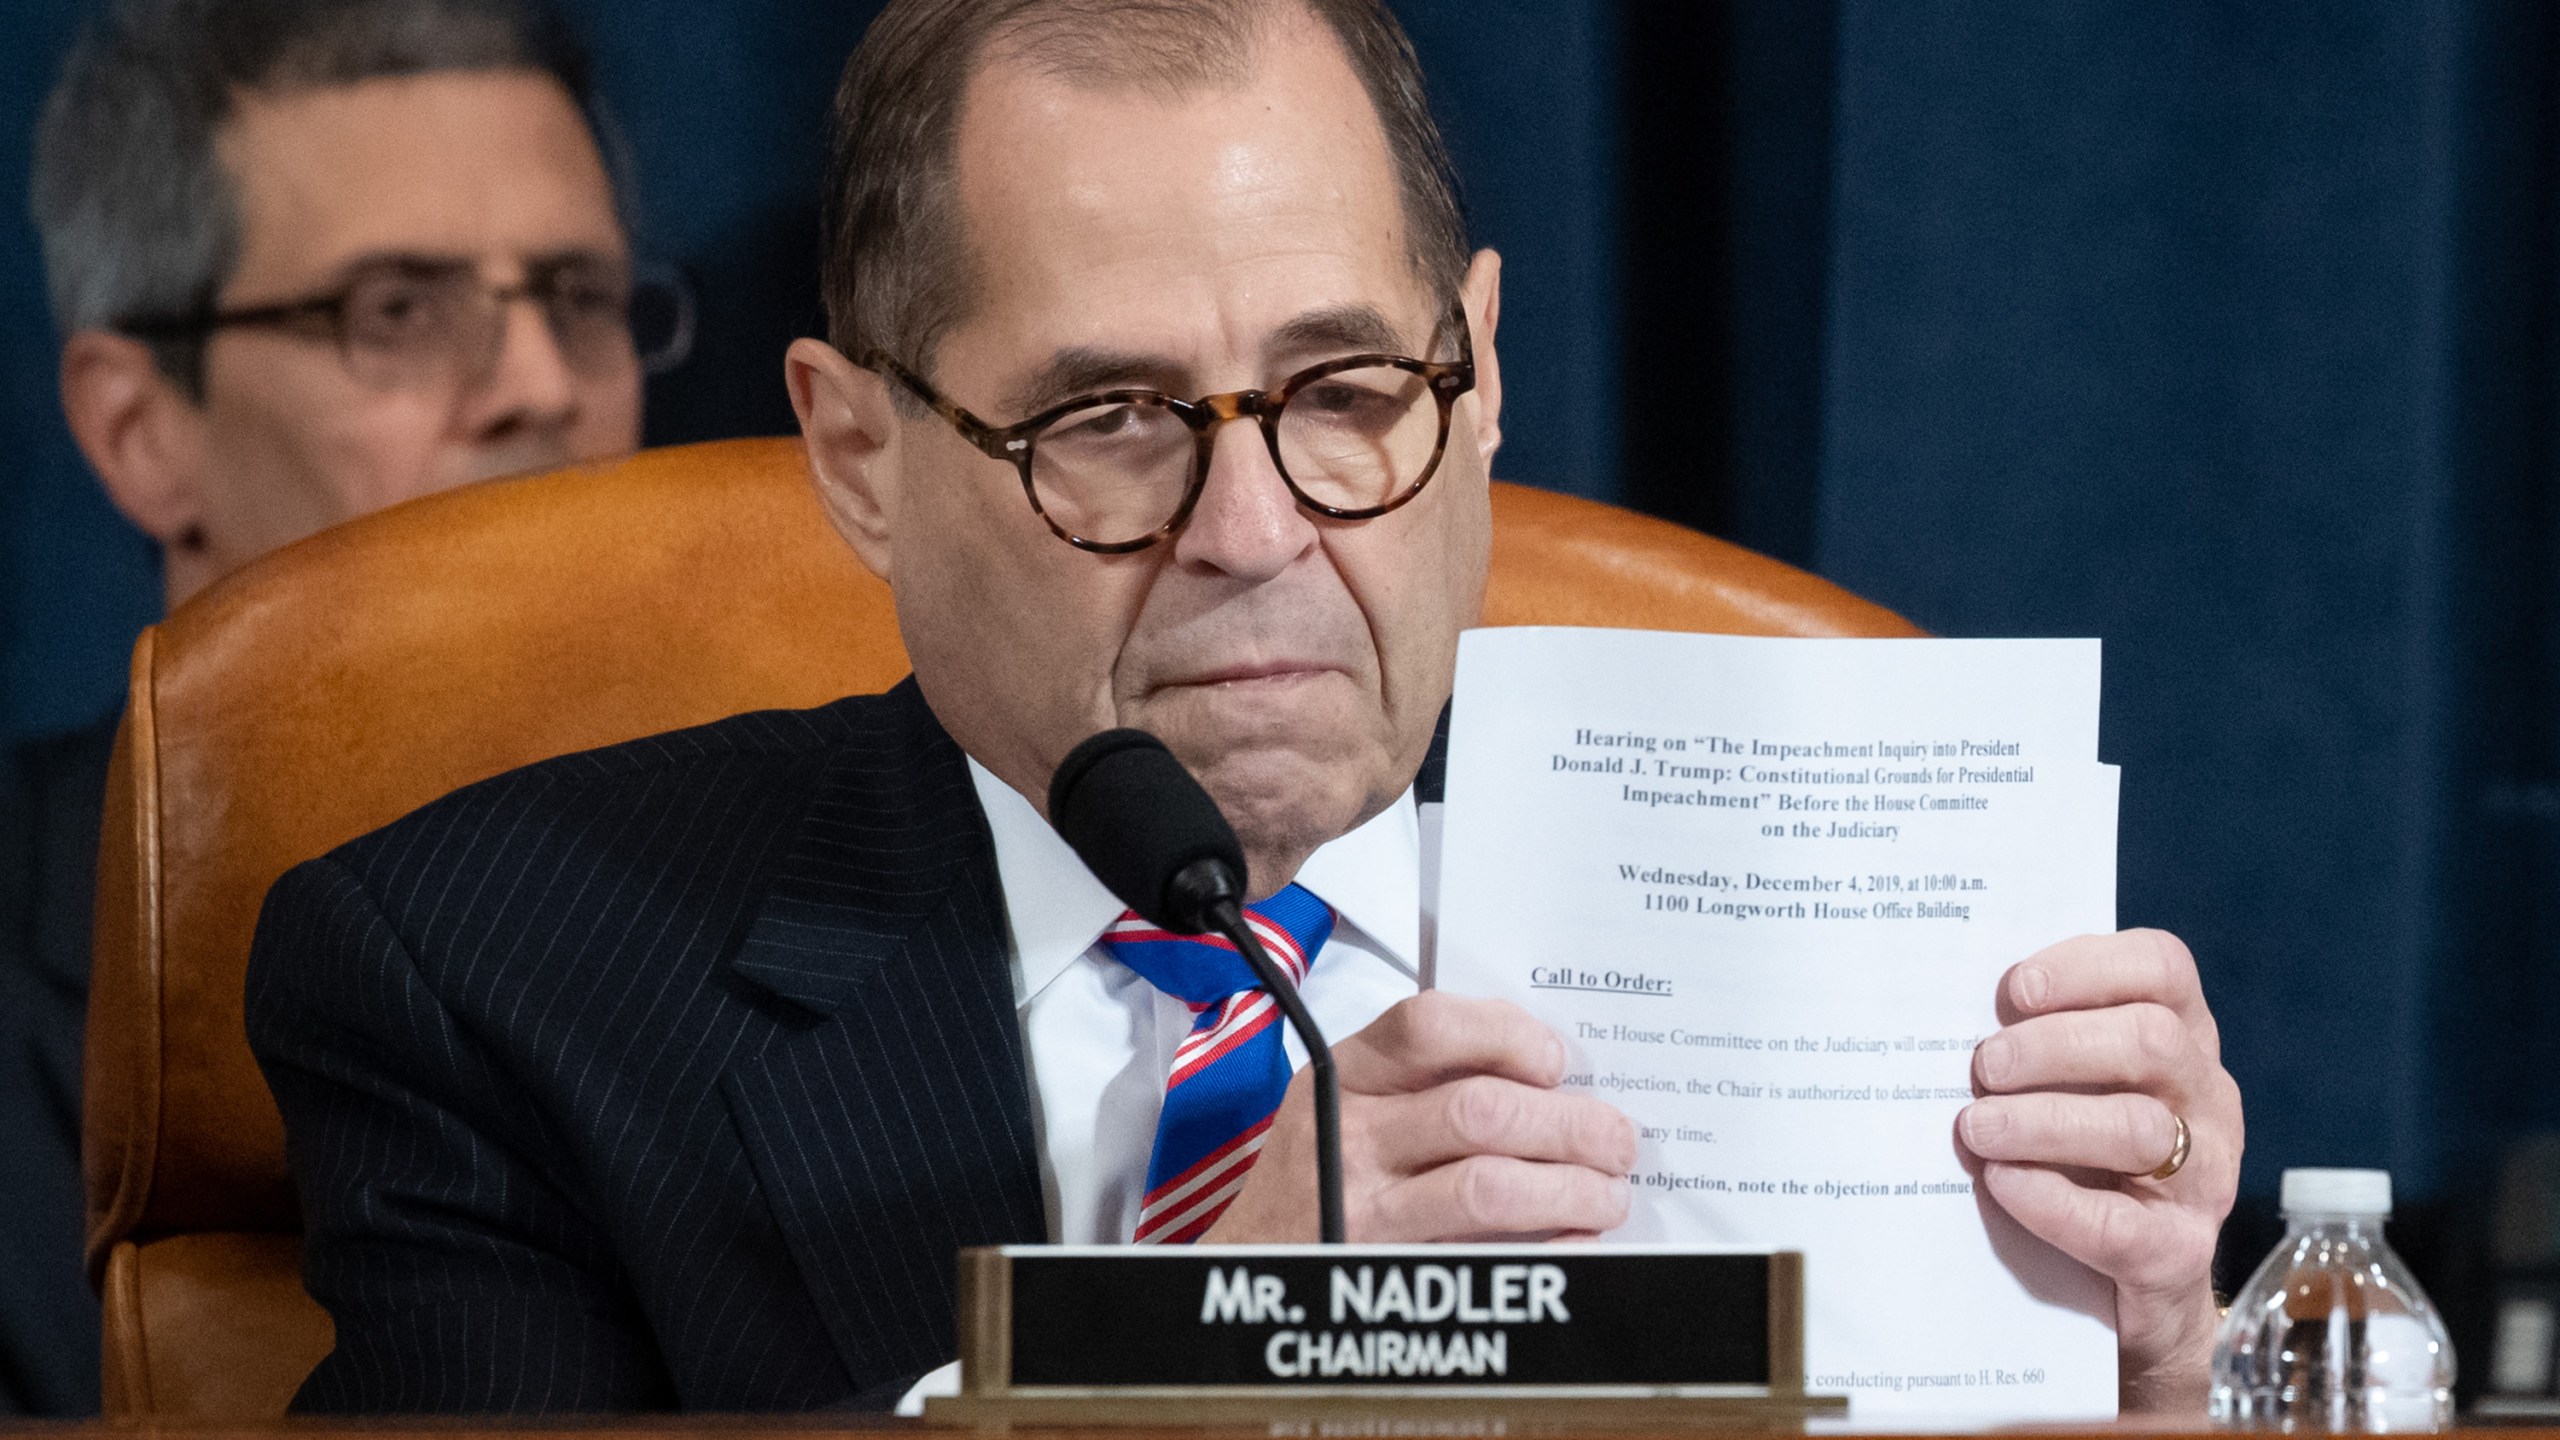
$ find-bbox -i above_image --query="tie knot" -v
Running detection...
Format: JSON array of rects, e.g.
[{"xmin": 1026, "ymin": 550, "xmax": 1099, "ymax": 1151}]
[{"xmin": 1101, "ymin": 883, "xmax": 1335, "ymax": 1007}]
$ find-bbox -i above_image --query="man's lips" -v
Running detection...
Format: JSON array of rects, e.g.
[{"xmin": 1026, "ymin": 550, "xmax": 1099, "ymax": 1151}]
[{"xmin": 1164, "ymin": 660, "xmax": 1344, "ymax": 688}]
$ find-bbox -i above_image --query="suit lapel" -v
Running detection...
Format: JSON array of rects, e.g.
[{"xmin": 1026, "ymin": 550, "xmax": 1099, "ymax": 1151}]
[{"xmin": 720, "ymin": 681, "xmax": 1046, "ymax": 1395}]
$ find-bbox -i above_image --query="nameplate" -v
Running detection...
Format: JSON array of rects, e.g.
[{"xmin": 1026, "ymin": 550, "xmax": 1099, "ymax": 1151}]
[{"xmin": 949, "ymin": 1243, "xmax": 1804, "ymax": 1397}]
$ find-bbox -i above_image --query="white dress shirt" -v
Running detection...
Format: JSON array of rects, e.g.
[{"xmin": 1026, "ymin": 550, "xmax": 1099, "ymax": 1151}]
[
  {"xmin": 965, "ymin": 757, "xmax": 1425, "ymax": 1244},
  {"xmin": 899, "ymin": 764, "xmax": 1426, "ymax": 1413}
]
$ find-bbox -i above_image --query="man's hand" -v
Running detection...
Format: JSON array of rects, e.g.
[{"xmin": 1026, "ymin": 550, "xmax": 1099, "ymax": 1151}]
[
  {"xmin": 1204, "ymin": 992, "xmax": 1638, "ymax": 1243},
  {"xmin": 1956, "ymin": 929, "xmax": 2243, "ymax": 1415}
]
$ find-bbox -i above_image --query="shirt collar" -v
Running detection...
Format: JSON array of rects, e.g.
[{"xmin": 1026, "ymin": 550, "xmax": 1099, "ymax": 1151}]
[
  {"xmin": 966, "ymin": 758, "xmax": 1421, "ymax": 1008},
  {"xmin": 1292, "ymin": 791, "xmax": 1420, "ymax": 981}
]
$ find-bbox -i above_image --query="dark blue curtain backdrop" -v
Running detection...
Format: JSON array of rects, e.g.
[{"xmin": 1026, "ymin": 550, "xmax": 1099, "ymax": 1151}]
[
  {"xmin": 1618, "ymin": 4, "xmax": 2555, "ymax": 1366},
  {"xmin": 4, "ymin": 0, "xmax": 2555, "ymax": 1367},
  {"xmin": 1802, "ymin": 1, "xmax": 2558, "ymax": 1241},
  {"xmin": 1614, "ymin": 4, "xmax": 2559, "ymax": 1358}
]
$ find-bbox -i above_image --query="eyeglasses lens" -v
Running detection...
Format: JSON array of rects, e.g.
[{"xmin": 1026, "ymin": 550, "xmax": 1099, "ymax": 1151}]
[
  {"xmin": 626, "ymin": 266, "xmax": 695, "ymax": 375},
  {"xmin": 335, "ymin": 268, "xmax": 473, "ymax": 390},
  {"xmin": 1276, "ymin": 365, "xmax": 1441, "ymax": 512},
  {"xmin": 1031, "ymin": 397, "xmax": 1196, "ymax": 545},
  {"xmin": 537, "ymin": 263, "xmax": 641, "ymax": 377}
]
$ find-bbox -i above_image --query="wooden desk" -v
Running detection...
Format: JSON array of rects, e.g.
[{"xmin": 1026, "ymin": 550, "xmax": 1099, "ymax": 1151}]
[{"xmin": 3, "ymin": 1418, "xmax": 2543, "ymax": 1439}]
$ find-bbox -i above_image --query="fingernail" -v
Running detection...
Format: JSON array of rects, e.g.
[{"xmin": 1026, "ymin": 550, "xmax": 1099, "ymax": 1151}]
[
  {"xmin": 1545, "ymin": 1032, "xmax": 1568, "ymax": 1077},
  {"xmin": 1962, "ymin": 1103, "xmax": 2005, "ymax": 1148},
  {"xmin": 2015, "ymin": 964, "xmax": 2050, "ymax": 1010},
  {"xmin": 1975, "ymin": 1034, "xmax": 2011, "ymax": 1085}
]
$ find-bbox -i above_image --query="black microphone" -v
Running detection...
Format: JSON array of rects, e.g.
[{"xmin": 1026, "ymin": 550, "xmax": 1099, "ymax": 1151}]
[{"xmin": 1048, "ymin": 728, "xmax": 1345, "ymax": 1245}]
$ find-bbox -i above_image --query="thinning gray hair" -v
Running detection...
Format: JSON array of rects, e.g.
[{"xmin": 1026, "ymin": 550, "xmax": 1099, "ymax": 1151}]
[
  {"xmin": 30, "ymin": 0, "xmax": 608, "ymax": 395},
  {"xmin": 823, "ymin": 0, "xmax": 1471, "ymax": 380}
]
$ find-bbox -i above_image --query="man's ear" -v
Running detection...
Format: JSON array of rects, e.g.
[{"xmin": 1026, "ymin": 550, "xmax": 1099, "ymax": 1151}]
[
  {"xmin": 786, "ymin": 336, "xmax": 902, "ymax": 582},
  {"xmin": 59, "ymin": 330, "xmax": 209, "ymax": 546},
  {"xmin": 1461, "ymin": 248, "xmax": 1504, "ymax": 464}
]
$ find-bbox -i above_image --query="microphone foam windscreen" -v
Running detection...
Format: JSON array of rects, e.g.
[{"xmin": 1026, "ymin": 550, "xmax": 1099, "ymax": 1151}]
[{"xmin": 1047, "ymin": 728, "xmax": 1245, "ymax": 932}]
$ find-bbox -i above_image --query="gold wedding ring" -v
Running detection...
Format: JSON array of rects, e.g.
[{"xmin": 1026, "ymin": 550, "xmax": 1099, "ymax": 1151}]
[{"xmin": 2148, "ymin": 1114, "xmax": 2192, "ymax": 1181}]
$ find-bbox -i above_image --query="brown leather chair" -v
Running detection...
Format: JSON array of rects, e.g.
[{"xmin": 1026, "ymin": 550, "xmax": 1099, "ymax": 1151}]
[{"xmin": 83, "ymin": 436, "xmax": 1920, "ymax": 1419}]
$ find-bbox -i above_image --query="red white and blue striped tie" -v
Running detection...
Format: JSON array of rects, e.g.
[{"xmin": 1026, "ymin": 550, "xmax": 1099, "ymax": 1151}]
[{"xmin": 1100, "ymin": 884, "xmax": 1335, "ymax": 1244}]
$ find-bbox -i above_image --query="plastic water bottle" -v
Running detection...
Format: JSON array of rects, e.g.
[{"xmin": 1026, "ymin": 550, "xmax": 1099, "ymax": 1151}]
[{"xmin": 2210, "ymin": 1168, "xmax": 2454, "ymax": 1430}]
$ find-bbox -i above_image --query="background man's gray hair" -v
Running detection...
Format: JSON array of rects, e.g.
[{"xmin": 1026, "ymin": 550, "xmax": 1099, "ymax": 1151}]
[
  {"xmin": 29, "ymin": 0, "xmax": 607, "ymax": 396},
  {"xmin": 823, "ymin": 0, "xmax": 1471, "ymax": 383}
]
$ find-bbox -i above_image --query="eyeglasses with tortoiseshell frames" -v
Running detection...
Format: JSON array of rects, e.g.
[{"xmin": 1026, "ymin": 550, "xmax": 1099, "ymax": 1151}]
[{"xmin": 864, "ymin": 299, "xmax": 1475, "ymax": 553}]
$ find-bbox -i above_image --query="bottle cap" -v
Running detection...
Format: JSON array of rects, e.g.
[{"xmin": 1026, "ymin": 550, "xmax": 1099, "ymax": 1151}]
[{"xmin": 2280, "ymin": 1167, "xmax": 2391, "ymax": 1217}]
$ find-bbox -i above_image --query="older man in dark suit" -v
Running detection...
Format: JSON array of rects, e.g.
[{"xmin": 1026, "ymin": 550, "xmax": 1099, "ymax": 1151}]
[{"xmin": 249, "ymin": 0, "xmax": 2246, "ymax": 1416}]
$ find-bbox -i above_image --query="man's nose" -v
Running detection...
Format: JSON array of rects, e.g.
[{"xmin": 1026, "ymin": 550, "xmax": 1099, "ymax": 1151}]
[
  {"xmin": 1169, "ymin": 415, "xmax": 1317, "ymax": 580},
  {"xmin": 456, "ymin": 294, "xmax": 582, "ymax": 441}
]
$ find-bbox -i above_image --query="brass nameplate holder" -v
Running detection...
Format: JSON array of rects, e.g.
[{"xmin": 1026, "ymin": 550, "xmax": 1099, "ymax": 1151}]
[{"xmin": 923, "ymin": 1243, "xmax": 1846, "ymax": 1428}]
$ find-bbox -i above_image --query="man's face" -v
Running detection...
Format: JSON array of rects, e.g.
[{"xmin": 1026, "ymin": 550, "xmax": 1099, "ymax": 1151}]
[
  {"xmin": 866, "ymin": 19, "xmax": 1501, "ymax": 891},
  {"xmin": 188, "ymin": 68, "xmax": 641, "ymax": 586}
]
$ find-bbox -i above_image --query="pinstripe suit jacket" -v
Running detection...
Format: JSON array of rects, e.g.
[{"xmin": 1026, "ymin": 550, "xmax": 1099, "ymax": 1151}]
[{"xmin": 246, "ymin": 680, "xmax": 1048, "ymax": 1413}]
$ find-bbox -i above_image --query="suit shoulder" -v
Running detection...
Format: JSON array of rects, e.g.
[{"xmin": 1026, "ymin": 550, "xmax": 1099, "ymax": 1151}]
[
  {"xmin": 319, "ymin": 688, "xmax": 932, "ymax": 908},
  {"xmin": 495, "ymin": 689, "xmax": 910, "ymax": 786}
]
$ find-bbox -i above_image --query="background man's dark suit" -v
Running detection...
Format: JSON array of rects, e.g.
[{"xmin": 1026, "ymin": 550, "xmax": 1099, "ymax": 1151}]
[
  {"xmin": 0, "ymin": 711, "xmax": 113, "ymax": 1414},
  {"xmin": 246, "ymin": 681, "xmax": 1049, "ymax": 1411}
]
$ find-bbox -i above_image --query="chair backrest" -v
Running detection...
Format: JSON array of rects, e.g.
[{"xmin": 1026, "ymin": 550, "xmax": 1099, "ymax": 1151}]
[{"xmin": 84, "ymin": 436, "xmax": 1919, "ymax": 1418}]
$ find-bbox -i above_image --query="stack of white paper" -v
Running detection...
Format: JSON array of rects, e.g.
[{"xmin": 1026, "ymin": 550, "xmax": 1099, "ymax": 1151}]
[{"xmin": 1431, "ymin": 628, "xmax": 2121, "ymax": 1419}]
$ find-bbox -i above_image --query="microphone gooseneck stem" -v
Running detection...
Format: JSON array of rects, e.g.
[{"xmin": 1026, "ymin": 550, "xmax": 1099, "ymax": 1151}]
[{"xmin": 1207, "ymin": 896, "xmax": 1345, "ymax": 1245}]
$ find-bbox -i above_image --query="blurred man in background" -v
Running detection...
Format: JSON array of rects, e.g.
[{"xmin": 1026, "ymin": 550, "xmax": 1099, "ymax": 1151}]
[{"xmin": 2, "ymin": 0, "xmax": 651, "ymax": 1412}]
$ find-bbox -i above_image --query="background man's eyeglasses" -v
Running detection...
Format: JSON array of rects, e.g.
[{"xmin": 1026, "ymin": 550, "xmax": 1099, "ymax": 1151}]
[
  {"xmin": 865, "ymin": 301, "xmax": 1476, "ymax": 553},
  {"xmin": 116, "ymin": 255, "xmax": 695, "ymax": 393}
]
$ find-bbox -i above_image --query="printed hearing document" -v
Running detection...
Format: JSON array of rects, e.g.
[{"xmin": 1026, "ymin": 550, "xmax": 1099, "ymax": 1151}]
[{"xmin": 1433, "ymin": 629, "xmax": 2120, "ymax": 1419}]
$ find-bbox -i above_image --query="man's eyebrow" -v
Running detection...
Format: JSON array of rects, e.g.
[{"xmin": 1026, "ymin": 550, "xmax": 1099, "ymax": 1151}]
[
  {"xmin": 316, "ymin": 250, "xmax": 467, "ymax": 281},
  {"xmin": 996, "ymin": 304, "xmax": 1424, "ymax": 420},
  {"xmin": 521, "ymin": 246, "xmax": 627, "ymax": 274},
  {"xmin": 318, "ymin": 246, "xmax": 624, "ymax": 287},
  {"xmin": 1265, "ymin": 304, "xmax": 1411, "ymax": 364},
  {"xmin": 999, "ymin": 348, "xmax": 1181, "ymax": 420}
]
